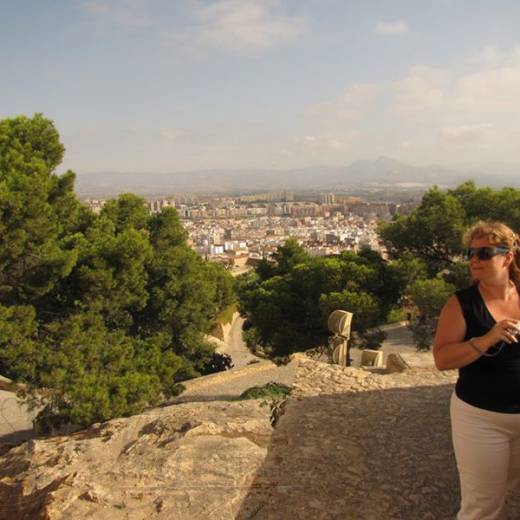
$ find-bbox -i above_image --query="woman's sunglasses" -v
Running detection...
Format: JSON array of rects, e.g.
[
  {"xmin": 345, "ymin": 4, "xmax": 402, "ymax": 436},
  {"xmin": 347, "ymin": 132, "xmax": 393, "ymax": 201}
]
[{"xmin": 466, "ymin": 246, "xmax": 510, "ymax": 261}]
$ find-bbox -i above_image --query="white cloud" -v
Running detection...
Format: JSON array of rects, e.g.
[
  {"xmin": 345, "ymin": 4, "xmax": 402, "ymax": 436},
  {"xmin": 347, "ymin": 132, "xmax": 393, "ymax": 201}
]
[
  {"xmin": 306, "ymin": 83, "xmax": 382, "ymax": 121},
  {"xmin": 83, "ymin": 0, "xmax": 306, "ymax": 54},
  {"xmin": 327, "ymin": 138, "xmax": 349, "ymax": 150},
  {"xmin": 189, "ymin": 0, "xmax": 307, "ymax": 52},
  {"xmin": 373, "ymin": 19, "xmax": 408, "ymax": 36},
  {"xmin": 301, "ymin": 45, "xmax": 520, "ymax": 164},
  {"xmin": 452, "ymin": 66, "xmax": 520, "ymax": 112},
  {"xmin": 159, "ymin": 127, "xmax": 188, "ymax": 141},
  {"xmin": 82, "ymin": 0, "xmax": 153, "ymax": 28},
  {"xmin": 466, "ymin": 45, "xmax": 520, "ymax": 68},
  {"xmin": 292, "ymin": 132, "xmax": 360, "ymax": 154},
  {"xmin": 435, "ymin": 125, "xmax": 520, "ymax": 163},
  {"xmin": 387, "ymin": 52, "xmax": 520, "ymax": 119},
  {"xmin": 440, "ymin": 124, "xmax": 493, "ymax": 145},
  {"xmin": 466, "ymin": 46, "xmax": 509, "ymax": 67},
  {"xmin": 393, "ymin": 66, "xmax": 449, "ymax": 112}
]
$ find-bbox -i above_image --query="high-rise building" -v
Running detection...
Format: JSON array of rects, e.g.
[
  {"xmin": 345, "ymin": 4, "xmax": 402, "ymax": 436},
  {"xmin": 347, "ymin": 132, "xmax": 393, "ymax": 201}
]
[
  {"xmin": 238, "ymin": 191, "xmax": 294, "ymax": 203},
  {"xmin": 319, "ymin": 193, "xmax": 335, "ymax": 204},
  {"xmin": 148, "ymin": 199, "xmax": 175, "ymax": 214}
]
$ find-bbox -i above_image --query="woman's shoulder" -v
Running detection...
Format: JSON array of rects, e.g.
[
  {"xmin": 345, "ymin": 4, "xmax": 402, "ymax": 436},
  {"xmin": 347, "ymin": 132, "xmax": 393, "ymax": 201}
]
[
  {"xmin": 454, "ymin": 283, "xmax": 478, "ymax": 301},
  {"xmin": 453, "ymin": 284, "xmax": 479, "ymax": 317}
]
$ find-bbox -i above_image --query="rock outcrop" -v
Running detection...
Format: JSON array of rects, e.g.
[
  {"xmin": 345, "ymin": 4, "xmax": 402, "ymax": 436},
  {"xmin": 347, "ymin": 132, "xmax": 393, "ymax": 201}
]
[
  {"xmin": 1, "ymin": 357, "xmax": 519, "ymax": 519},
  {"xmin": 0, "ymin": 400, "xmax": 273, "ymax": 519}
]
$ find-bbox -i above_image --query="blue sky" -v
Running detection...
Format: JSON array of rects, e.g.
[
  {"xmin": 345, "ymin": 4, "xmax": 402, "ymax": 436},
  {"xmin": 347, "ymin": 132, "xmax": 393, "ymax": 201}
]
[{"xmin": 2, "ymin": 0, "xmax": 520, "ymax": 174}]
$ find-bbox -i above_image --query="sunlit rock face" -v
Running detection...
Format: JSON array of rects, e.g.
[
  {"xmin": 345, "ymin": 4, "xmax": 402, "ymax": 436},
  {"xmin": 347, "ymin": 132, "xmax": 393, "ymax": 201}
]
[
  {"xmin": 0, "ymin": 400, "xmax": 273, "ymax": 519},
  {"xmin": 1, "ymin": 358, "xmax": 518, "ymax": 519}
]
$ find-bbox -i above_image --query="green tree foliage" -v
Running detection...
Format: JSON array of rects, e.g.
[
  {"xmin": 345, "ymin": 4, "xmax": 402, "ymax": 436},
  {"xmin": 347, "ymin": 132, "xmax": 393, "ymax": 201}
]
[
  {"xmin": 140, "ymin": 207, "xmax": 234, "ymax": 376},
  {"xmin": 101, "ymin": 193, "xmax": 150, "ymax": 233},
  {"xmin": 0, "ymin": 114, "xmax": 235, "ymax": 430},
  {"xmin": 28, "ymin": 310, "xmax": 182, "ymax": 432},
  {"xmin": 271, "ymin": 238, "xmax": 310, "ymax": 274},
  {"xmin": 379, "ymin": 186, "xmax": 466, "ymax": 274},
  {"xmin": 0, "ymin": 304, "xmax": 38, "ymax": 380},
  {"xmin": 0, "ymin": 113, "xmax": 65, "ymax": 172},
  {"xmin": 405, "ymin": 278, "xmax": 454, "ymax": 350},
  {"xmin": 0, "ymin": 115, "xmax": 80, "ymax": 305},
  {"xmin": 407, "ymin": 278, "xmax": 454, "ymax": 320},
  {"xmin": 381, "ymin": 181, "xmax": 520, "ymax": 271},
  {"xmin": 385, "ymin": 253, "xmax": 429, "ymax": 298},
  {"xmin": 380, "ymin": 180, "xmax": 520, "ymax": 349},
  {"xmin": 237, "ymin": 242, "xmax": 404, "ymax": 357},
  {"xmin": 438, "ymin": 261, "xmax": 471, "ymax": 291},
  {"xmin": 447, "ymin": 180, "xmax": 520, "ymax": 229}
]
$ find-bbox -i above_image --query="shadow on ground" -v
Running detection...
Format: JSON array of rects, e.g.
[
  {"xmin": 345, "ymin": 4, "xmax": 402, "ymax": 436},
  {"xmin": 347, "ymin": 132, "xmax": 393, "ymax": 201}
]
[
  {"xmin": 2, "ymin": 379, "xmax": 520, "ymax": 519},
  {"xmin": 235, "ymin": 383, "xmax": 520, "ymax": 520}
]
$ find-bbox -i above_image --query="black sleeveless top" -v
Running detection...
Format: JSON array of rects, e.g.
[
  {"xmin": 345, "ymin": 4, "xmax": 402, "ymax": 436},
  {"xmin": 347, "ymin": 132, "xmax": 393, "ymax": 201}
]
[{"xmin": 455, "ymin": 284, "xmax": 520, "ymax": 413}]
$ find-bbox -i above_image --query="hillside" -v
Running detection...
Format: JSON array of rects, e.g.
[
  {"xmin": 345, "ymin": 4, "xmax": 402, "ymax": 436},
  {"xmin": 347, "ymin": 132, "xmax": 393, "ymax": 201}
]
[
  {"xmin": 4, "ymin": 355, "xmax": 517, "ymax": 519},
  {"xmin": 74, "ymin": 157, "xmax": 520, "ymax": 198}
]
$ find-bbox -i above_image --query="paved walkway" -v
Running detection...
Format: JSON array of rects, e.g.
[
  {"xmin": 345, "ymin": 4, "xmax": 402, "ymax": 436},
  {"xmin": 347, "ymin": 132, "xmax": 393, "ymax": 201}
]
[
  {"xmin": 172, "ymin": 321, "xmax": 427, "ymax": 405},
  {"xmin": 236, "ymin": 358, "xmax": 520, "ymax": 519},
  {"xmin": 351, "ymin": 322, "xmax": 434, "ymax": 368},
  {"xmin": 237, "ymin": 363, "xmax": 461, "ymax": 519},
  {"xmin": 215, "ymin": 315, "xmax": 257, "ymax": 369}
]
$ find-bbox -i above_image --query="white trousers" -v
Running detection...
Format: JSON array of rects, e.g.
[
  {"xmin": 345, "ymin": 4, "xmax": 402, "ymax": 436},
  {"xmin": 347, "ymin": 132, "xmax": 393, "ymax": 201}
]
[{"xmin": 450, "ymin": 392, "xmax": 520, "ymax": 520}]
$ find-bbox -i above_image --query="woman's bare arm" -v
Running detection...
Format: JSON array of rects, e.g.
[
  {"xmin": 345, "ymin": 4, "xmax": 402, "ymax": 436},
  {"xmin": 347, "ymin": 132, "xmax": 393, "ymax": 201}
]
[
  {"xmin": 433, "ymin": 295, "xmax": 493, "ymax": 370},
  {"xmin": 433, "ymin": 295, "xmax": 520, "ymax": 370}
]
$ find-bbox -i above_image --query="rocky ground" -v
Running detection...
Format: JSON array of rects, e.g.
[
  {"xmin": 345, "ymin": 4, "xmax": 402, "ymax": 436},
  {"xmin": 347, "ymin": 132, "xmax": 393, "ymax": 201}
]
[
  {"xmin": 3, "ymin": 354, "xmax": 519, "ymax": 519},
  {"xmin": 238, "ymin": 357, "xmax": 462, "ymax": 520},
  {"xmin": 0, "ymin": 399, "xmax": 273, "ymax": 519}
]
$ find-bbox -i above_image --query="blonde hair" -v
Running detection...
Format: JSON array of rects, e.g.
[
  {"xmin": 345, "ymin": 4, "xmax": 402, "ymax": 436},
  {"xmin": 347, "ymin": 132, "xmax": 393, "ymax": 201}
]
[{"xmin": 464, "ymin": 221, "xmax": 520, "ymax": 287}]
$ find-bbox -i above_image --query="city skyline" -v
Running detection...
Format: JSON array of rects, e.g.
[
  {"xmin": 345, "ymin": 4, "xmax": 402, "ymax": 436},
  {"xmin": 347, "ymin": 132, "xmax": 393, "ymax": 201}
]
[{"xmin": 2, "ymin": 1, "xmax": 520, "ymax": 175}]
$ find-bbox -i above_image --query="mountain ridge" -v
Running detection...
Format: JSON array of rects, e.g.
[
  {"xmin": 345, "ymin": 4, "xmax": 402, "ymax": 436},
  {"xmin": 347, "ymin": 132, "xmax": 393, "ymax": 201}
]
[{"xmin": 73, "ymin": 157, "xmax": 520, "ymax": 198}]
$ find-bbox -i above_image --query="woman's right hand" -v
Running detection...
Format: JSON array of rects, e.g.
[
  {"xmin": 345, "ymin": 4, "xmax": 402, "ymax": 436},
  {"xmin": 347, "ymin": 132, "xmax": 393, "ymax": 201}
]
[{"xmin": 484, "ymin": 319, "xmax": 520, "ymax": 346}]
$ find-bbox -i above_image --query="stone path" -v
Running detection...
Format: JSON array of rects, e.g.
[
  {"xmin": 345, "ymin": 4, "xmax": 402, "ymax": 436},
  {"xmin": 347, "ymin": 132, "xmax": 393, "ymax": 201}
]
[
  {"xmin": 350, "ymin": 322, "xmax": 434, "ymax": 369},
  {"xmin": 175, "ymin": 321, "xmax": 431, "ymax": 406},
  {"xmin": 215, "ymin": 315, "xmax": 258, "ymax": 369},
  {"xmin": 3, "ymin": 352, "xmax": 520, "ymax": 518},
  {"xmin": 169, "ymin": 359, "xmax": 298, "ymax": 405},
  {"xmin": 236, "ymin": 358, "xmax": 520, "ymax": 520}
]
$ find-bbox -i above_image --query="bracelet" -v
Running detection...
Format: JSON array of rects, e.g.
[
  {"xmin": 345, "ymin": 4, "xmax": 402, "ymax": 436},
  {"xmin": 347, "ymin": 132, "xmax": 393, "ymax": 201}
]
[{"xmin": 468, "ymin": 337, "xmax": 503, "ymax": 357}]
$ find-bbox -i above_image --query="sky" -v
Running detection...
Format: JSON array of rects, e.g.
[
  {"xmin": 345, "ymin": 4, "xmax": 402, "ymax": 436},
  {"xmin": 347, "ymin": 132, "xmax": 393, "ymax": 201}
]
[{"xmin": 2, "ymin": 0, "xmax": 520, "ymax": 174}]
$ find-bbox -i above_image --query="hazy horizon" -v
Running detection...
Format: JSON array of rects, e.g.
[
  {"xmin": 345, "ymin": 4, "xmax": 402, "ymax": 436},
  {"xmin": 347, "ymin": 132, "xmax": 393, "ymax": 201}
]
[
  {"xmin": 3, "ymin": 1, "xmax": 520, "ymax": 176},
  {"xmin": 73, "ymin": 156, "xmax": 520, "ymax": 177}
]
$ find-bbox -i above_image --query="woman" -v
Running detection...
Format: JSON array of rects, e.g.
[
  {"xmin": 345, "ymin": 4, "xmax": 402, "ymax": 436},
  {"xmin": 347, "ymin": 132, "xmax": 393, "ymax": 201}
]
[{"xmin": 433, "ymin": 221, "xmax": 520, "ymax": 520}]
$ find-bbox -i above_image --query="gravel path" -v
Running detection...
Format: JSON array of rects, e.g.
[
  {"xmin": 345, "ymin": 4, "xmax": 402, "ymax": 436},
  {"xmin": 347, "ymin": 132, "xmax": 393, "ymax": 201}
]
[{"xmin": 216, "ymin": 315, "xmax": 258, "ymax": 369}]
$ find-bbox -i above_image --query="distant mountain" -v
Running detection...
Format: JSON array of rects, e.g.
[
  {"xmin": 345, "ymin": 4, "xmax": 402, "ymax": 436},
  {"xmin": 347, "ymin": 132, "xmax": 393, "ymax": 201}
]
[
  {"xmin": 73, "ymin": 157, "xmax": 520, "ymax": 198},
  {"xmin": 343, "ymin": 156, "xmax": 458, "ymax": 184}
]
